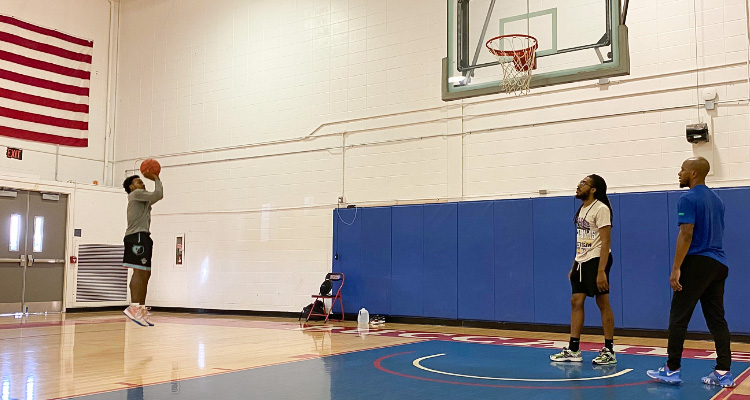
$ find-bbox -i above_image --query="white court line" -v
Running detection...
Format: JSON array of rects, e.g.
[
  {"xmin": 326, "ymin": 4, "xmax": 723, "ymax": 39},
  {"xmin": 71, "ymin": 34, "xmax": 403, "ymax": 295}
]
[{"xmin": 413, "ymin": 354, "xmax": 633, "ymax": 382}]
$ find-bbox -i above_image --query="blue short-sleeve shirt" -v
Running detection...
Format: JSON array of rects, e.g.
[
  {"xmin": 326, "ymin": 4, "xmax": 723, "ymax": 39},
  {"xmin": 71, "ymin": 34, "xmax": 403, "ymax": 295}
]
[{"xmin": 677, "ymin": 185, "xmax": 726, "ymax": 265}]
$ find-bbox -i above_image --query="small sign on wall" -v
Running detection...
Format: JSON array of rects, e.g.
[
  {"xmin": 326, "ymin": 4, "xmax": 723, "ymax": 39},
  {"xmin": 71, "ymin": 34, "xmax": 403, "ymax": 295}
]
[
  {"xmin": 175, "ymin": 233, "xmax": 185, "ymax": 268},
  {"xmin": 6, "ymin": 147, "xmax": 23, "ymax": 160}
]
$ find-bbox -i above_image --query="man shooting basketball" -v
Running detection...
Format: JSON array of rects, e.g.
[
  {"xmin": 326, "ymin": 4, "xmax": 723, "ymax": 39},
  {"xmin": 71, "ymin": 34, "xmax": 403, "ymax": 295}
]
[{"xmin": 121, "ymin": 172, "xmax": 163, "ymax": 326}]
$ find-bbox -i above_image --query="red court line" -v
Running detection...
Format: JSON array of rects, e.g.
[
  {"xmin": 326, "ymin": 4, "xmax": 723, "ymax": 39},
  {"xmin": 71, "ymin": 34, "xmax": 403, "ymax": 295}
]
[
  {"xmin": 9, "ymin": 314, "xmax": 748, "ymax": 362},
  {"xmin": 373, "ymin": 351, "xmax": 654, "ymax": 390},
  {"xmin": 147, "ymin": 316, "xmax": 750, "ymax": 362}
]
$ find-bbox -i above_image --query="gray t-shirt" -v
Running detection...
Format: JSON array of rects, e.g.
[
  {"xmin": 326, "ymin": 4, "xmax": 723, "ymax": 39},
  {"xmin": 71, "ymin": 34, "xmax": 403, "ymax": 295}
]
[{"xmin": 125, "ymin": 178, "xmax": 163, "ymax": 236}]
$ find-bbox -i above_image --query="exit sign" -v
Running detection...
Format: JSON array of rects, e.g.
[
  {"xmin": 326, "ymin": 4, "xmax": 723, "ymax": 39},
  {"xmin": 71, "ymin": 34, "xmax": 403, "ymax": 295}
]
[{"xmin": 6, "ymin": 147, "xmax": 23, "ymax": 160}]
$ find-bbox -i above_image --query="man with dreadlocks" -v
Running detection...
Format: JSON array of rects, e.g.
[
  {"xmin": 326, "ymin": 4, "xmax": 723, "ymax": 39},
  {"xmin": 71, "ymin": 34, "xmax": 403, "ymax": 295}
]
[{"xmin": 550, "ymin": 174, "xmax": 616, "ymax": 366}]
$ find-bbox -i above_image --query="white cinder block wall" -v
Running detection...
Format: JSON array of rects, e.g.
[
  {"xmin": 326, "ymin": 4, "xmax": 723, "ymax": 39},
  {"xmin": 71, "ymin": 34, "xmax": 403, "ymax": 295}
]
[{"xmin": 110, "ymin": 0, "xmax": 750, "ymax": 312}]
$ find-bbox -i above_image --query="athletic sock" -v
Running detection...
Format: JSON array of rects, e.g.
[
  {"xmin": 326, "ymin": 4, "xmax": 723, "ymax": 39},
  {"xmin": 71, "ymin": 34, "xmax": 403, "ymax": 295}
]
[
  {"xmin": 569, "ymin": 337, "xmax": 580, "ymax": 352},
  {"xmin": 605, "ymin": 339, "xmax": 614, "ymax": 352}
]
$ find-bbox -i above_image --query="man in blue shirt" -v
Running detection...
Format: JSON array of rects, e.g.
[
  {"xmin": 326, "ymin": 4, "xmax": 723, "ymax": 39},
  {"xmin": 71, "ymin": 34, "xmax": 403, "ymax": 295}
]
[{"xmin": 647, "ymin": 157, "xmax": 734, "ymax": 387}]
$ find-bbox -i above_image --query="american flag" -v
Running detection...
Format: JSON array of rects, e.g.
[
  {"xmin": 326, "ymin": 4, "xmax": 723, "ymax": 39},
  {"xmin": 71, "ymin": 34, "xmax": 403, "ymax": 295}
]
[{"xmin": 0, "ymin": 14, "xmax": 92, "ymax": 147}]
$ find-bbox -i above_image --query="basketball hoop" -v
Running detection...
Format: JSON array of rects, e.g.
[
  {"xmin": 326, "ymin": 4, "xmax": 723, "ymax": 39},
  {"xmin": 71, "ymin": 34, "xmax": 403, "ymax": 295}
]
[{"xmin": 485, "ymin": 34, "xmax": 538, "ymax": 96}]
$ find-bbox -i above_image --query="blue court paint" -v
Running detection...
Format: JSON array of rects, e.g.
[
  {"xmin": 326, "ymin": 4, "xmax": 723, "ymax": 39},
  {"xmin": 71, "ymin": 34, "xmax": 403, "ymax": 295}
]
[{"xmin": 69, "ymin": 341, "xmax": 747, "ymax": 400}]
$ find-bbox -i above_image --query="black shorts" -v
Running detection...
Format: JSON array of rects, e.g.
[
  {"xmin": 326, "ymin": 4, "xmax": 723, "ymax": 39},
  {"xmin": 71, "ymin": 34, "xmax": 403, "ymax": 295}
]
[
  {"xmin": 123, "ymin": 232, "xmax": 153, "ymax": 271},
  {"xmin": 571, "ymin": 253, "xmax": 613, "ymax": 297}
]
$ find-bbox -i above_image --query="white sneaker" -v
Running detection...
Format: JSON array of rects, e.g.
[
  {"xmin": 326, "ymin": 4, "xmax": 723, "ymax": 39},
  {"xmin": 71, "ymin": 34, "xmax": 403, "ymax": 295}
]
[
  {"xmin": 592, "ymin": 347, "xmax": 617, "ymax": 365},
  {"xmin": 549, "ymin": 347, "xmax": 583, "ymax": 362},
  {"xmin": 123, "ymin": 305, "xmax": 148, "ymax": 326}
]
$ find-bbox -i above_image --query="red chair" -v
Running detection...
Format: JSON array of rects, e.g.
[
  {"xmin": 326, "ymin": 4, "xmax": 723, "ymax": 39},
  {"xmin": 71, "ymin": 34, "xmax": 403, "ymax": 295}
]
[{"xmin": 306, "ymin": 273, "xmax": 344, "ymax": 322}]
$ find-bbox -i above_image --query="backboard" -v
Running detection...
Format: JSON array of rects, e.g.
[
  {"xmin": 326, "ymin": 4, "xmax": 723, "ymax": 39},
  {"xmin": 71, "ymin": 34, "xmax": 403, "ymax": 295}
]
[{"xmin": 443, "ymin": 0, "xmax": 629, "ymax": 100}]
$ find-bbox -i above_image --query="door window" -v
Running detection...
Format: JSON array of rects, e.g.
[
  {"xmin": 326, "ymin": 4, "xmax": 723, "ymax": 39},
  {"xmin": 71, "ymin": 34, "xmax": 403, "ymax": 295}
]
[
  {"xmin": 9, "ymin": 214, "xmax": 21, "ymax": 252},
  {"xmin": 33, "ymin": 216, "xmax": 44, "ymax": 253}
]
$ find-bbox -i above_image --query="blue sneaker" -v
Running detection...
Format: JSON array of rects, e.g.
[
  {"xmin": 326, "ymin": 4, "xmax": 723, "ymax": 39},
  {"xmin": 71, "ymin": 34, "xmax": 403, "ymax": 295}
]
[
  {"xmin": 647, "ymin": 365, "xmax": 682, "ymax": 384},
  {"xmin": 702, "ymin": 370, "xmax": 735, "ymax": 387}
]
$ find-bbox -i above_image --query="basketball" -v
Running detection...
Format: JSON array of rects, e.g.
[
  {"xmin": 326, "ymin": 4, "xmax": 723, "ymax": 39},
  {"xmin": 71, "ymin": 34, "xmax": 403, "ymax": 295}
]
[{"xmin": 140, "ymin": 158, "xmax": 161, "ymax": 175}]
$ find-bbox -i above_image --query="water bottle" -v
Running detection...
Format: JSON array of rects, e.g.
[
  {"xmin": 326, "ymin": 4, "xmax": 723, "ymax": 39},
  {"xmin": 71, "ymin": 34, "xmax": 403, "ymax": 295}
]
[{"xmin": 357, "ymin": 308, "xmax": 369, "ymax": 328}]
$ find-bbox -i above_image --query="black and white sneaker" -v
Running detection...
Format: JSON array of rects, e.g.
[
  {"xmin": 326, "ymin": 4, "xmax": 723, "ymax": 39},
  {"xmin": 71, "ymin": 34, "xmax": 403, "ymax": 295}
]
[
  {"xmin": 592, "ymin": 347, "xmax": 617, "ymax": 365},
  {"xmin": 549, "ymin": 347, "xmax": 583, "ymax": 362}
]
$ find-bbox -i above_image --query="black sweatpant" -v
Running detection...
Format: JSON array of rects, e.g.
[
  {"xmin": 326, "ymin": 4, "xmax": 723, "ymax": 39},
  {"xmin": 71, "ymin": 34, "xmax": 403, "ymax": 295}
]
[{"xmin": 667, "ymin": 255, "xmax": 731, "ymax": 371}]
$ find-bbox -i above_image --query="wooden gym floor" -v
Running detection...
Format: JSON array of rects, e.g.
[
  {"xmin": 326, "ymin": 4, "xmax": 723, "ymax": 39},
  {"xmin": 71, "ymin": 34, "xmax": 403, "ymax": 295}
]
[{"xmin": 1, "ymin": 312, "xmax": 749, "ymax": 399}]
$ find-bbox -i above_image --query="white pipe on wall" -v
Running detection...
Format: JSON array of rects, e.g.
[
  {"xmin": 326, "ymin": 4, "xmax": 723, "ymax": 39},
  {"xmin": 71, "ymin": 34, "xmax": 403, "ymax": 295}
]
[{"xmin": 103, "ymin": 0, "xmax": 121, "ymax": 187}]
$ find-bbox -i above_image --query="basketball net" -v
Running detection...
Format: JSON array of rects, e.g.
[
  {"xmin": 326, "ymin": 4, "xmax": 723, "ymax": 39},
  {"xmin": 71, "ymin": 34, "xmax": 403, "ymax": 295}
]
[{"xmin": 485, "ymin": 35, "xmax": 538, "ymax": 96}]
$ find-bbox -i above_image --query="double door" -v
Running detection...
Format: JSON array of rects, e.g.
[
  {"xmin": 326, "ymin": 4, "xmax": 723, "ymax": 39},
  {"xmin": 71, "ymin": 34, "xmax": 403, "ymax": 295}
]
[{"xmin": 0, "ymin": 190, "xmax": 67, "ymax": 315}]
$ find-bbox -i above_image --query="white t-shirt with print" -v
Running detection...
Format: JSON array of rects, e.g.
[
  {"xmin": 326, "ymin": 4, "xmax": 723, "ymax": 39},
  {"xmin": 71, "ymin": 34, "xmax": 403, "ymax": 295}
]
[{"xmin": 575, "ymin": 200, "xmax": 612, "ymax": 263}]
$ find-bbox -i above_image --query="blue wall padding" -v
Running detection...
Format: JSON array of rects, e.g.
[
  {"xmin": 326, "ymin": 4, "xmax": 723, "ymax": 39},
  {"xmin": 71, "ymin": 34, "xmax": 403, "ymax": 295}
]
[
  {"xmin": 532, "ymin": 197, "xmax": 576, "ymax": 325},
  {"xmin": 331, "ymin": 212, "xmax": 340, "ymax": 313},
  {"xmin": 457, "ymin": 201, "xmax": 495, "ymax": 321},
  {"xmin": 332, "ymin": 187, "xmax": 750, "ymax": 334},
  {"xmin": 494, "ymin": 199, "xmax": 535, "ymax": 323},
  {"xmin": 360, "ymin": 207, "xmax": 392, "ymax": 315},
  {"xmin": 423, "ymin": 203, "xmax": 459, "ymax": 318},
  {"xmin": 619, "ymin": 192, "xmax": 672, "ymax": 329},
  {"xmin": 333, "ymin": 208, "xmax": 361, "ymax": 314},
  {"xmin": 718, "ymin": 188, "xmax": 750, "ymax": 333},
  {"xmin": 391, "ymin": 205, "xmax": 425, "ymax": 317}
]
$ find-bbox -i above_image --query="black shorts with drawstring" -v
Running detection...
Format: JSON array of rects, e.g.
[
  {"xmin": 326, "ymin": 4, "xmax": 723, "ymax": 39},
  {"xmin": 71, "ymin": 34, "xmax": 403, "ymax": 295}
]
[{"xmin": 571, "ymin": 253, "xmax": 613, "ymax": 297}]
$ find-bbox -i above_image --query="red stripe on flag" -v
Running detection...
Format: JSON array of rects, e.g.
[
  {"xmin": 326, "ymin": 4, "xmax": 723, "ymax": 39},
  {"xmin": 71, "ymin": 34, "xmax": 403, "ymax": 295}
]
[
  {"xmin": 0, "ymin": 68, "xmax": 89, "ymax": 96},
  {"xmin": 0, "ymin": 125, "xmax": 88, "ymax": 147},
  {"xmin": 0, "ymin": 106, "xmax": 88, "ymax": 130},
  {"xmin": 0, "ymin": 32, "xmax": 92, "ymax": 63},
  {"xmin": 0, "ymin": 88, "xmax": 88, "ymax": 113},
  {"xmin": 0, "ymin": 15, "xmax": 93, "ymax": 48},
  {"xmin": 0, "ymin": 49, "xmax": 91, "ymax": 79}
]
